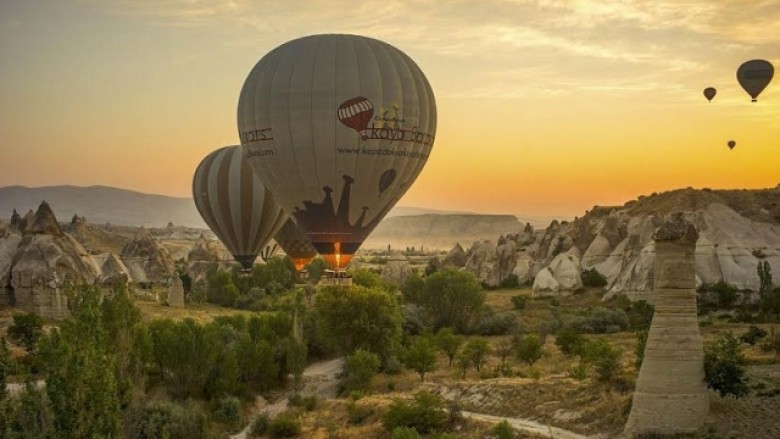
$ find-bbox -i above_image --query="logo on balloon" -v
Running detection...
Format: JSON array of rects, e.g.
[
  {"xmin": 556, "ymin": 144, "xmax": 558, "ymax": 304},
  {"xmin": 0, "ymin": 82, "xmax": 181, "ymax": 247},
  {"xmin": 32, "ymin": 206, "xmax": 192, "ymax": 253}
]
[{"xmin": 337, "ymin": 97, "xmax": 434, "ymax": 146}]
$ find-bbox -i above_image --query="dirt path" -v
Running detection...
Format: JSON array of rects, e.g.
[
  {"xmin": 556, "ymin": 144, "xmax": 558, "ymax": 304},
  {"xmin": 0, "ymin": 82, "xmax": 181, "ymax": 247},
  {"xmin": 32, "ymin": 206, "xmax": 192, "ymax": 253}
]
[
  {"xmin": 461, "ymin": 411, "xmax": 596, "ymax": 439},
  {"xmin": 229, "ymin": 357, "xmax": 344, "ymax": 439}
]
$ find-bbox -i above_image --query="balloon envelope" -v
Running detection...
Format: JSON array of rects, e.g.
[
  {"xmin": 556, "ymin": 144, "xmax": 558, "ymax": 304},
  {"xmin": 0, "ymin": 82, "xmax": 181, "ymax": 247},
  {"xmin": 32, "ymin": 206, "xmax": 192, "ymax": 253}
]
[
  {"xmin": 274, "ymin": 218, "xmax": 318, "ymax": 271},
  {"xmin": 703, "ymin": 87, "xmax": 717, "ymax": 102},
  {"xmin": 737, "ymin": 59, "xmax": 774, "ymax": 102},
  {"xmin": 237, "ymin": 34, "xmax": 437, "ymax": 270},
  {"xmin": 728, "ymin": 140, "xmax": 736, "ymax": 150},
  {"xmin": 193, "ymin": 146, "xmax": 287, "ymax": 270}
]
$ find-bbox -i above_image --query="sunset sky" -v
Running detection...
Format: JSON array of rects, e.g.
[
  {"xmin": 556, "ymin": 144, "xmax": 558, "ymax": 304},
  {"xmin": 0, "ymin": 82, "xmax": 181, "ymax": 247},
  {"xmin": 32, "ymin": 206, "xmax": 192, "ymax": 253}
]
[{"xmin": 1, "ymin": 0, "xmax": 778, "ymax": 219}]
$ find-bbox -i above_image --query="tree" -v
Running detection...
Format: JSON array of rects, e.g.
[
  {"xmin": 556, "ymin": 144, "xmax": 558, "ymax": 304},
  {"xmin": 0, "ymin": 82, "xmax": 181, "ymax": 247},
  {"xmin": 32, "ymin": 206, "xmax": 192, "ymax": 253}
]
[
  {"xmin": 704, "ymin": 332, "xmax": 749, "ymax": 398},
  {"xmin": 711, "ymin": 282, "xmax": 738, "ymax": 309},
  {"xmin": 515, "ymin": 334, "xmax": 544, "ymax": 366},
  {"xmin": 315, "ymin": 285, "xmax": 403, "ymax": 362},
  {"xmin": 402, "ymin": 272, "xmax": 425, "ymax": 304},
  {"xmin": 555, "ymin": 327, "xmax": 584, "ymax": 356},
  {"xmin": 382, "ymin": 390, "xmax": 447, "ymax": 434},
  {"xmin": 634, "ymin": 330, "xmax": 648, "ymax": 370},
  {"xmin": 39, "ymin": 284, "xmax": 121, "ymax": 439},
  {"xmin": 419, "ymin": 269, "xmax": 485, "ymax": 332},
  {"xmin": 0, "ymin": 338, "xmax": 11, "ymax": 401},
  {"xmin": 758, "ymin": 261, "xmax": 773, "ymax": 296},
  {"xmin": 435, "ymin": 328, "xmax": 463, "ymax": 366},
  {"xmin": 305, "ymin": 257, "xmax": 328, "ymax": 281},
  {"xmin": 404, "ymin": 337, "xmax": 438, "ymax": 381},
  {"xmin": 579, "ymin": 338, "xmax": 622, "ymax": 382},
  {"xmin": 344, "ymin": 349, "xmax": 381, "ymax": 391},
  {"xmin": 101, "ymin": 286, "xmax": 143, "ymax": 407},
  {"xmin": 462, "ymin": 338, "xmax": 491, "ymax": 372},
  {"xmin": 581, "ymin": 268, "xmax": 607, "ymax": 288},
  {"xmin": 8, "ymin": 312, "xmax": 44, "ymax": 356}
]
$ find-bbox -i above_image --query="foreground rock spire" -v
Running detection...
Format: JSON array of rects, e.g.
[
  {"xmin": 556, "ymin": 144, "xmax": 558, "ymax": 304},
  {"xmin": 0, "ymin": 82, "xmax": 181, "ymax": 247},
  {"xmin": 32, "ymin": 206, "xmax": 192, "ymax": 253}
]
[{"xmin": 624, "ymin": 213, "xmax": 708, "ymax": 436}]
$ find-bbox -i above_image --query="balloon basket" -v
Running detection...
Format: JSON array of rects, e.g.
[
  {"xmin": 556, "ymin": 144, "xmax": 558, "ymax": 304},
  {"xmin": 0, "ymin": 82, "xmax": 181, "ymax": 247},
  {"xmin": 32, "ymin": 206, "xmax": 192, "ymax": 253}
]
[
  {"xmin": 238, "ymin": 269, "xmax": 253, "ymax": 278},
  {"xmin": 319, "ymin": 269, "xmax": 352, "ymax": 286}
]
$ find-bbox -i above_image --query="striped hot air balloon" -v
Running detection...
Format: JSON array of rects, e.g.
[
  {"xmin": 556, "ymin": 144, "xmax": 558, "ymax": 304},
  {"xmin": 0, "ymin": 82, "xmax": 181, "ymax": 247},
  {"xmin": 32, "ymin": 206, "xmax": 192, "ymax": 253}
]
[
  {"xmin": 274, "ymin": 218, "xmax": 318, "ymax": 272},
  {"xmin": 193, "ymin": 146, "xmax": 287, "ymax": 271},
  {"xmin": 238, "ymin": 34, "xmax": 437, "ymax": 271}
]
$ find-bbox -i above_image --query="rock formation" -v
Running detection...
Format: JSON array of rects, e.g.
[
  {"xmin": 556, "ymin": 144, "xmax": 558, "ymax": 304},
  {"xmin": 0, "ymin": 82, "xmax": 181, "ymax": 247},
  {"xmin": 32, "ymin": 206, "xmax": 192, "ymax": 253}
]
[
  {"xmin": 167, "ymin": 276, "xmax": 185, "ymax": 307},
  {"xmin": 10, "ymin": 201, "xmax": 99, "ymax": 319},
  {"xmin": 532, "ymin": 252, "xmax": 583, "ymax": 295},
  {"xmin": 443, "ymin": 243, "xmax": 468, "ymax": 268},
  {"xmin": 98, "ymin": 253, "xmax": 131, "ymax": 288},
  {"xmin": 0, "ymin": 226, "xmax": 22, "ymax": 306},
  {"xmin": 187, "ymin": 234, "xmax": 223, "ymax": 262},
  {"xmin": 624, "ymin": 214, "xmax": 708, "ymax": 436},
  {"xmin": 380, "ymin": 252, "xmax": 413, "ymax": 285},
  {"xmin": 121, "ymin": 226, "xmax": 175, "ymax": 284},
  {"xmin": 463, "ymin": 239, "xmax": 518, "ymax": 287}
]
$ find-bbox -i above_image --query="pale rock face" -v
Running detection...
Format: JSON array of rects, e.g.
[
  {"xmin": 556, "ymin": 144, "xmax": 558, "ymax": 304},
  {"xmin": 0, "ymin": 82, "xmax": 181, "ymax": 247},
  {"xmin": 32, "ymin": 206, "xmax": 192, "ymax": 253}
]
[
  {"xmin": 187, "ymin": 234, "xmax": 223, "ymax": 262},
  {"xmin": 463, "ymin": 240, "xmax": 518, "ymax": 287},
  {"xmin": 98, "ymin": 253, "xmax": 131, "ymax": 287},
  {"xmin": 0, "ymin": 229, "xmax": 22, "ymax": 305},
  {"xmin": 511, "ymin": 251, "xmax": 534, "ymax": 284},
  {"xmin": 443, "ymin": 243, "xmax": 467, "ymax": 268},
  {"xmin": 381, "ymin": 253, "xmax": 413, "ymax": 285},
  {"xmin": 121, "ymin": 226, "xmax": 175, "ymax": 284},
  {"xmin": 11, "ymin": 232, "xmax": 99, "ymax": 319},
  {"xmin": 532, "ymin": 267, "xmax": 560, "ymax": 295},
  {"xmin": 167, "ymin": 276, "xmax": 185, "ymax": 307},
  {"xmin": 548, "ymin": 252, "xmax": 584, "ymax": 291}
]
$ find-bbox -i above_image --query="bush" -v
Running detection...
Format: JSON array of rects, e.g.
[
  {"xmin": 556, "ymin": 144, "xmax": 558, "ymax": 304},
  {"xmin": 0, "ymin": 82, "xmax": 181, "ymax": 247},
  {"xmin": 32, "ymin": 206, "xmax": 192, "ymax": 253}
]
[
  {"xmin": 499, "ymin": 274, "xmax": 520, "ymax": 289},
  {"xmin": 740, "ymin": 325, "xmax": 768, "ymax": 345},
  {"xmin": 401, "ymin": 304, "xmax": 428, "ymax": 336},
  {"xmin": 382, "ymin": 390, "xmax": 447, "ymax": 434},
  {"xmin": 555, "ymin": 327, "xmax": 584, "ymax": 356},
  {"xmin": 569, "ymin": 307, "xmax": 630, "ymax": 334},
  {"xmin": 462, "ymin": 338, "xmax": 491, "ymax": 372},
  {"xmin": 392, "ymin": 427, "xmax": 421, "ymax": 439},
  {"xmin": 635, "ymin": 330, "xmax": 648, "ymax": 370},
  {"xmin": 268, "ymin": 414, "xmax": 301, "ymax": 438},
  {"xmin": 347, "ymin": 401, "xmax": 374, "ymax": 425},
  {"xmin": 760, "ymin": 326, "xmax": 779, "ymax": 353},
  {"xmin": 711, "ymin": 281, "xmax": 738, "ymax": 308},
  {"xmin": 470, "ymin": 308, "xmax": 516, "ymax": 336},
  {"xmin": 581, "ymin": 268, "xmax": 607, "ymax": 288},
  {"xmin": 491, "ymin": 420, "xmax": 517, "ymax": 439},
  {"xmin": 8, "ymin": 312, "xmax": 44, "ymax": 356},
  {"xmin": 515, "ymin": 334, "xmax": 544, "ymax": 366},
  {"xmin": 249, "ymin": 413, "xmax": 270, "ymax": 437},
  {"xmin": 510, "ymin": 295, "xmax": 527, "ymax": 310},
  {"xmin": 435, "ymin": 328, "xmax": 463, "ymax": 366},
  {"xmin": 403, "ymin": 337, "xmax": 438, "ymax": 381},
  {"xmin": 626, "ymin": 300, "xmax": 655, "ymax": 330},
  {"xmin": 344, "ymin": 349, "xmax": 381, "ymax": 391},
  {"xmin": 569, "ymin": 363, "xmax": 588, "ymax": 380},
  {"xmin": 704, "ymin": 332, "xmax": 749, "ymax": 398},
  {"xmin": 214, "ymin": 396, "xmax": 241, "ymax": 431},
  {"xmin": 579, "ymin": 339, "xmax": 622, "ymax": 382}
]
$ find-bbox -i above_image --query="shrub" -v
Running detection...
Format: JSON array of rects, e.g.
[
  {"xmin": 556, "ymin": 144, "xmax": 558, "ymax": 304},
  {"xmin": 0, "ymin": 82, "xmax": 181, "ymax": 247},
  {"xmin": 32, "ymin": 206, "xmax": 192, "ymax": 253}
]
[
  {"xmin": 515, "ymin": 334, "xmax": 544, "ymax": 366},
  {"xmin": 268, "ymin": 414, "xmax": 301, "ymax": 438},
  {"xmin": 581, "ymin": 268, "xmax": 607, "ymax": 288},
  {"xmin": 510, "ymin": 295, "xmax": 527, "ymax": 310},
  {"xmin": 500, "ymin": 274, "xmax": 520, "ymax": 289},
  {"xmin": 214, "ymin": 396, "xmax": 241, "ymax": 431},
  {"xmin": 711, "ymin": 281, "xmax": 738, "ymax": 308},
  {"xmin": 462, "ymin": 338, "xmax": 491, "ymax": 372},
  {"xmin": 392, "ymin": 427, "xmax": 421, "ymax": 439},
  {"xmin": 401, "ymin": 304, "xmax": 428, "ymax": 336},
  {"xmin": 704, "ymin": 332, "xmax": 749, "ymax": 398},
  {"xmin": 435, "ymin": 328, "xmax": 463, "ymax": 366},
  {"xmin": 569, "ymin": 307, "xmax": 630, "ymax": 334},
  {"xmin": 403, "ymin": 337, "xmax": 438, "ymax": 381},
  {"xmin": 347, "ymin": 401, "xmax": 374, "ymax": 425},
  {"xmin": 491, "ymin": 420, "xmax": 517, "ymax": 439},
  {"xmin": 760, "ymin": 326, "xmax": 779, "ymax": 353},
  {"xmin": 635, "ymin": 330, "xmax": 648, "ymax": 370},
  {"xmin": 626, "ymin": 300, "xmax": 655, "ymax": 330},
  {"xmin": 739, "ymin": 325, "xmax": 768, "ymax": 345},
  {"xmin": 303, "ymin": 395, "xmax": 318, "ymax": 411},
  {"xmin": 579, "ymin": 339, "xmax": 622, "ymax": 382},
  {"xmin": 249, "ymin": 413, "xmax": 270, "ymax": 437},
  {"xmin": 382, "ymin": 390, "xmax": 447, "ymax": 434},
  {"xmin": 344, "ymin": 349, "xmax": 381, "ymax": 391},
  {"xmin": 470, "ymin": 308, "xmax": 516, "ymax": 336},
  {"xmin": 8, "ymin": 312, "xmax": 44, "ymax": 356},
  {"xmin": 569, "ymin": 363, "xmax": 588, "ymax": 380},
  {"xmin": 555, "ymin": 327, "xmax": 584, "ymax": 356}
]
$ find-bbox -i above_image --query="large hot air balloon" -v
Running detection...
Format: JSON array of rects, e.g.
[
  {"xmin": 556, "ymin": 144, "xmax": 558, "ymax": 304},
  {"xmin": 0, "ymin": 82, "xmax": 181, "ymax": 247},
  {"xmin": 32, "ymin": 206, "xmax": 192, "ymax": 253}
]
[
  {"xmin": 274, "ymin": 218, "xmax": 318, "ymax": 272},
  {"xmin": 193, "ymin": 146, "xmax": 287, "ymax": 271},
  {"xmin": 237, "ymin": 34, "xmax": 437, "ymax": 271},
  {"xmin": 727, "ymin": 140, "xmax": 736, "ymax": 150},
  {"xmin": 703, "ymin": 87, "xmax": 717, "ymax": 102},
  {"xmin": 737, "ymin": 59, "xmax": 774, "ymax": 102}
]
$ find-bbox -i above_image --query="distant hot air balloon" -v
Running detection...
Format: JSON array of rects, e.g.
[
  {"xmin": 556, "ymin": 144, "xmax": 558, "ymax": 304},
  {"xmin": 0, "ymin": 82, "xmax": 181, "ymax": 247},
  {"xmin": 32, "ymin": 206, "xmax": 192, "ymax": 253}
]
[
  {"xmin": 737, "ymin": 59, "xmax": 774, "ymax": 102},
  {"xmin": 238, "ymin": 34, "xmax": 437, "ymax": 271},
  {"xmin": 274, "ymin": 218, "xmax": 318, "ymax": 272},
  {"xmin": 727, "ymin": 140, "xmax": 736, "ymax": 150},
  {"xmin": 193, "ymin": 146, "xmax": 287, "ymax": 272},
  {"xmin": 703, "ymin": 87, "xmax": 717, "ymax": 102}
]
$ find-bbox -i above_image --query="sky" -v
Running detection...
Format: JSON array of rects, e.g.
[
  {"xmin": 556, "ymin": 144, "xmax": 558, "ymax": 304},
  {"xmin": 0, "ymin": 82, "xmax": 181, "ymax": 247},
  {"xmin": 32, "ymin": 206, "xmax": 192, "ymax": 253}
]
[{"xmin": 1, "ymin": 0, "xmax": 778, "ymax": 219}]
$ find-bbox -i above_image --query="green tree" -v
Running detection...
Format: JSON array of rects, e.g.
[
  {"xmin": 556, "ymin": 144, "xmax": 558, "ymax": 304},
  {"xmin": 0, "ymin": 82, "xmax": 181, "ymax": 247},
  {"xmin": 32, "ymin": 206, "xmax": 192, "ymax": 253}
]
[
  {"xmin": 491, "ymin": 420, "xmax": 517, "ymax": 439},
  {"xmin": 758, "ymin": 261, "xmax": 773, "ymax": 296},
  {"xmin": 711, "ymin": 282, "xmax": 738, "ymax": 309},
  {"xmin": 704, "ymin": 332, "xmax": 749, "ymax": 398},
  {"xmin": 515, "ymin": 334, "xmax": 544, "ymax": 366},
  {"xmin": 305, "ymin": 257, "xmax": 328, "ymax": 281},
  {"xmin": 579, "ymin": 338, "xmax": 622, "ymax": 383},
  {"xmin": 101, "ymin": 286, "xmax": 143, "ymax": 407},
  {"xmin": 382, "ymin": 390, "xmax": 447, "ymax": 434},
  {"xmin": 404, "ymin": 337, "xmax": 438, "ymax": 381},
  {"xmin": 420, "ymin": 269, "xmax": 485, "ymax": 332},
  {"xmin": 435, "ymin": 328, "xmax": 463, "ymax": 366},
  {"xmin": 555, "ymin": 327, "xmax": 584, "ymax": 356},
  {"xmin": 462, "ymin": 338, "xmax": 491, "ymax": 372},
  {"xmin": 315, "ymin": 285, "xmax": 403, "ymax": 362},
  {"xmin": 0, "ymin": 338, "xmax": 11, "ymax": 401},
  {"xmin": 634, "ymin": 330, "xmax": 648, "ymax": 371},
  {"xmin": 581, "ymin": 268, "xmax": 608, "ymax": 288},
  {"xmin": 402, "ymin": 272, "xmax": 425, "ymax": 304},
  {"xmin": 39, "ymin": 284, "xmax": 121, "ymax": 439},
  {"xmin": 7, "ymin": 380, "xmax": 52, "ymax": 439},
  {"xmin": 8, "ymin": 312, "xmax": 44, "ymax": 356},
  {"xmin": 344, "ymin": 349, "xmax": 381, "ymax": 391}
]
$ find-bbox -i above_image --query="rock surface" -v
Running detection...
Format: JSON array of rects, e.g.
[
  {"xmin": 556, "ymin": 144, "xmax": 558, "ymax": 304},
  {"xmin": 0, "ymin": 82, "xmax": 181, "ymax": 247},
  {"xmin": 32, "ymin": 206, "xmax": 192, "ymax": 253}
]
[
  {"xmin": 121, "ymin": 226, "xmax": 175, "ymax": 284},
  {"xmin": 443, "ymin": 243, "xmax": 468, "ymax": 268},
  {"xmin": 380, "ymin": 253, "xmax": 413, "ymax": 285},
  {"xmin": 624, "ymin": 215, "xmax": 708, "ymax": 436}
]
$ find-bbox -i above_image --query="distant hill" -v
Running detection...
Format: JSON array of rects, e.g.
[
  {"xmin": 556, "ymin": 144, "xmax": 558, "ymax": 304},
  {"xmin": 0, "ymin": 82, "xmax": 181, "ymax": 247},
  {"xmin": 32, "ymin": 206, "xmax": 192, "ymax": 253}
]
[{"xmin": 0, "ymin": 185, "xmax": 488, "ymax": 228}]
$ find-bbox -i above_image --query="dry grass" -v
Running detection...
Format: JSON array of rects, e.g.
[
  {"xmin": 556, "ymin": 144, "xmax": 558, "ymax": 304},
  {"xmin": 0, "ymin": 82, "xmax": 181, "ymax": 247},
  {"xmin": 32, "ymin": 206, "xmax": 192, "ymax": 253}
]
[{"xmin": 135, "ymin": 300, "xmax": 260, "ymax": 323}]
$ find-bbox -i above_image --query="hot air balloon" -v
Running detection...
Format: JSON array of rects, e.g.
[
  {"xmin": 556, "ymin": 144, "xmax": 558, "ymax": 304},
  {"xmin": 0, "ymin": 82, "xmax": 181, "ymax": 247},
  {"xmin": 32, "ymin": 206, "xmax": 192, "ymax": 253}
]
[
  {"xmin": 193, "ymin": 146, "xmax": 287, "ymax": 272},
  {"xmin": 237, "ymin": 34, "xmax": 437, "ymax": 271},
  {"xmin": 703, "ymin": 87, "xmax": 717, "ymax": 102},
  {"xmin": 737, "ymin": 59, "xmax": 774, "ymax": 102},
  {"xmin": 727, "ymin": 140, "xmax": 736, "ymax": 150},
  {"xmin": 274, "ymin": 218, "xmax": 318, "ymax": 272}
]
